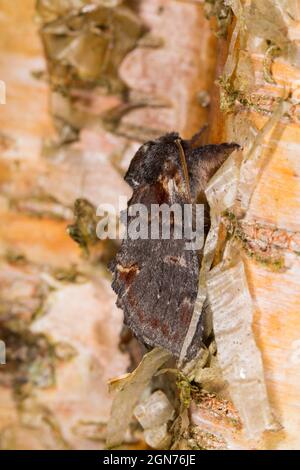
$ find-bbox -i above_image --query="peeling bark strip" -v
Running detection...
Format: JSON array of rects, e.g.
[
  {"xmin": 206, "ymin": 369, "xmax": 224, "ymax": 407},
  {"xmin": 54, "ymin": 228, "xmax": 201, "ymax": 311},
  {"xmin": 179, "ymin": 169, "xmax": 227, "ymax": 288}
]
[
  {"xmin": 107, "ymin": 348, "xmax": 171, "ymax": 448},
  {"xmin": 207, "ymin": 262, "xmax": 275, "ymax": 438}
]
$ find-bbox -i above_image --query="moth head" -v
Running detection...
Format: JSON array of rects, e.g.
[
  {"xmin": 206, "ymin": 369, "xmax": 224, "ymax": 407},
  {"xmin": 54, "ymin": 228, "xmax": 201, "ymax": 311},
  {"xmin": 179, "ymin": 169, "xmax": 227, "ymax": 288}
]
[{"xmin": 124, "ymin": 133, "xmax": 181, "ymax": 189}]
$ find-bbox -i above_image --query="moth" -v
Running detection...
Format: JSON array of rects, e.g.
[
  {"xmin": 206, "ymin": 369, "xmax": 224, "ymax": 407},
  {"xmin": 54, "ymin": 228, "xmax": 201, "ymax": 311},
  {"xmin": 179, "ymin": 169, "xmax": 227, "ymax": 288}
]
[{"xmin": 111, "ymin": 132, "xmax": 238, "ymax": 360}]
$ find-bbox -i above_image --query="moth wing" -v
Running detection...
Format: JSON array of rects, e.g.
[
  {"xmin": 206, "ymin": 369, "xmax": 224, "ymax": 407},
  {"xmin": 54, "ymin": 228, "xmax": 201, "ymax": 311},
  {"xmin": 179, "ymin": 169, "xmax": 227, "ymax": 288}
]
[{"xmin": 112, "ymin": 236, "xmax": 201, "ymax": 358}]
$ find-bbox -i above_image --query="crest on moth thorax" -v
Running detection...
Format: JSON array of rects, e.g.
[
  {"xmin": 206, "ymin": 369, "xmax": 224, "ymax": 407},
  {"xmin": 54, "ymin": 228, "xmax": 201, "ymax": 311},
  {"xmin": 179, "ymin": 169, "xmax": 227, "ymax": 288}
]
[{"xmin": 111, "ymin": 132, "xmax": 239, "ymax": 360}]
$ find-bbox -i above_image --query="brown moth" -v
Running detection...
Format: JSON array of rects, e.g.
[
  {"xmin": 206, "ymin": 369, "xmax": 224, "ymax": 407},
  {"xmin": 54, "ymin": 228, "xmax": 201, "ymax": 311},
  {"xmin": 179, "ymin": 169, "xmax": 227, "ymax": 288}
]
[{"xmin": 110, "ymin": 132, "xmax": 238, "ymax": 360}]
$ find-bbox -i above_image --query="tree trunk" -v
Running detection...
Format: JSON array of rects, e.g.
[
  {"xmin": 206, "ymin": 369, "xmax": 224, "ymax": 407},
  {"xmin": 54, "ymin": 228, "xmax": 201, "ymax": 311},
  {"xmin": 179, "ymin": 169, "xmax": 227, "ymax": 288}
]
[{"xmin": 0, "ymin": 0, "xmax": 299, "ymax": 450}]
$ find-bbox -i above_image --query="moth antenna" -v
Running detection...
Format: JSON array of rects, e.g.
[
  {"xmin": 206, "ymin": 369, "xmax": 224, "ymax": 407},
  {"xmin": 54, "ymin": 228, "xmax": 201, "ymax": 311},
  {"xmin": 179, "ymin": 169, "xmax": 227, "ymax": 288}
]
[
  {"xmin": 189, "ymin": 124, "xmax": 209, "ymax": 148},
  {"xmin": 175, "ymin": 139, "xmax": 192, "ymax": 202}
]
